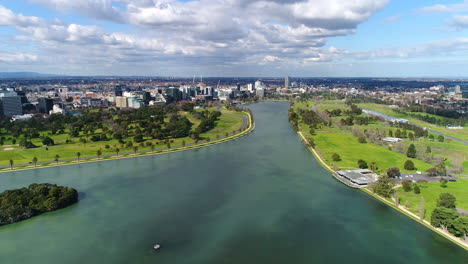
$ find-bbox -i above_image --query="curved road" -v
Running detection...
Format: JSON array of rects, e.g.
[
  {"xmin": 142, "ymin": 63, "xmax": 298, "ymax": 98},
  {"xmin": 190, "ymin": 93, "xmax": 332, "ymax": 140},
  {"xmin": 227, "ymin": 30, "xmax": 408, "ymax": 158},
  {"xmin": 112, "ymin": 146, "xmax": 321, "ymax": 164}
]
[{"xmin": 362, "ymin": 108, "xmax": 467, "ymax": 145}]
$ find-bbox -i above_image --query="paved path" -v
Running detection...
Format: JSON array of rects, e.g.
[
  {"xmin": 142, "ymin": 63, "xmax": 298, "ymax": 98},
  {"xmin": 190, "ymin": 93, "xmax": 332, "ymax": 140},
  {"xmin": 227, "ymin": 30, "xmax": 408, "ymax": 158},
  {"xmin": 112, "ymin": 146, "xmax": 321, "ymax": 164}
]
[{"xmin": 1, "ymin": 109, "xmax": 249, "ymax": 168}]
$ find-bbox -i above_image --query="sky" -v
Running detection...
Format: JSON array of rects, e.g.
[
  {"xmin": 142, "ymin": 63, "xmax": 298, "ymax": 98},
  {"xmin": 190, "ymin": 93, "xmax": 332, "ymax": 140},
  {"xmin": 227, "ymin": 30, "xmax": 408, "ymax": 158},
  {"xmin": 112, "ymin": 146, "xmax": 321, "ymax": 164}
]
[{"xmin": 1, "ymin": 0, "xmax": 468, "ymax": 77}]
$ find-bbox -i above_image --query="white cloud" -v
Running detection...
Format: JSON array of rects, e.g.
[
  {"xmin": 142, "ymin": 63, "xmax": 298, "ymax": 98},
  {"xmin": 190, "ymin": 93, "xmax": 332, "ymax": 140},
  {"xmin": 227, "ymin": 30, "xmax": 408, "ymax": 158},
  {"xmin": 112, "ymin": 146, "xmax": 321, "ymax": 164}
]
[
  {"xmin": 448, "ymin": 15, "xmax": 468, "ymax": 30},
  {"xmin": 0, "ymin": 51, "xmax": 38, "ymax": 63},
  {"xmin": 1, "ymin": 1, "xmax": 391, "ymax": 74},
  {"xmin": 416, "ymin": 1, "xmax": 468, "ymax": 13}
]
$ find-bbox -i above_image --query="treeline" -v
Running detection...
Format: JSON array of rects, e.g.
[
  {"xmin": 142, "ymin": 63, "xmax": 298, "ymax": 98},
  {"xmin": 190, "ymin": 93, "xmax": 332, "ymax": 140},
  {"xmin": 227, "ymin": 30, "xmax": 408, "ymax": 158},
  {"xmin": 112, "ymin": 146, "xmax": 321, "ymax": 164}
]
[{"xmin": 0, "ymin": 183, "xmax": 78, "ymax": 226}]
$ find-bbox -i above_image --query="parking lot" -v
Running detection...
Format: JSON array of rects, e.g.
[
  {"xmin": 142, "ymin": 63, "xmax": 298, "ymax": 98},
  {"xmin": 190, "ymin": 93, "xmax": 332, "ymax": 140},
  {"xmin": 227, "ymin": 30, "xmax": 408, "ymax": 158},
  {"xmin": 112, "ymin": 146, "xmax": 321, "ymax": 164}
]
[{"xmin": 394, "ymin": 172, "xmax": 458, "ymax": 183}]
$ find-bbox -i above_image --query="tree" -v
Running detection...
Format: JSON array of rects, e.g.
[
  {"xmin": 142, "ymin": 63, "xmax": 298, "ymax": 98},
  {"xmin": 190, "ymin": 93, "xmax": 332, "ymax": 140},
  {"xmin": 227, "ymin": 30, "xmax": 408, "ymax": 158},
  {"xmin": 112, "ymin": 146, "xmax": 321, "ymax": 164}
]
[
  {"xmin": 332, "ymin": 153, "xmax": 341, "ymax": 161},
  {"xmin": 426, "ymin": 167, "xmax": 438, "ymax": 176},
  {"xmin": 150, "ymin": 144, "xmax": 155, "ymax": 152},
  {"xmin": 133, "ymin": 146, "xmax": 138, "ymax": 155},
  {"xmin": 437, "ymin": 193, "xmax": 456, "ymax": 209},
  {"xmin": 437, "ymin": 135, "xmax": 444, "ymax": 142},
  {"xmin": 419, "ymin": 197, "xmax": 425, "ymax": 221},
  {"xmin": 371, "ymin": 175, "xmax": 394, "ymax": 198},
  {"xmin": 414, "ymin": 184, "xmax": 420, "ymax": 194},
  {"xmin": 425, "ymin": 146, "xmax": 431, "ymax": 154},
  {"xmin": 402, "ymin": 180, "xmax": 412, "ymax": 192},
  {"xmin": 97, "ymin": 149, "xmax": 102, "ymax": 159},
  {"xmin": 309, "ymin": 127, "xmax": 316, "ymax": 135},
  {"xmin": 357, "ymin": 159, "xmax": 368, "ymax": 169},
  {"xmin": 76, "ymin": 152, "xmax": 81, "ymax": 161},
  {"xmin": 406, "ymin": 144, "xmax": 417, "ymax": 158},
  {"xmin": 115, "ymin": 148, "xmax": 120, "ymax": 156},
  {"xmin": 430, "ymin": 207, "xmax": 459, "ymax": 229},
  {"xmin": 32, "ymin": 157, "xmax": 38, "ymax": 167},
  {"xmin": 394, "ymin": 190, "xmax": 399, "ymax": 206},
  {"xmin": 42, "ymin": 137, "xmax": 55, "ymax": 146},
  {"xmin": 448, "ymin": 216, "xmax": 468, "ymax": 238},
  {"xmin": 387, "ymin": 167, "xmax": 401, "ymax": 178},
  {"xmin": 9, "ymin": 159, "xmax": 13, "ymax": 170},
  {"xmin": 54, "ymin": 154, "xmax": 60, "ymax": 164},
  {"xmin": 405, "ymin": 200, "xmax": 410, "ymax": 208},
  {"xmin": 358, "ymin": 136, "xmax": 367, "ymax": 143},
  {"xmin": 182, "ymin": 140, "xmax": 186, "ymax": 147},
  {"xmin": 404, "ymin": 160, "xmax": 415, "ymax": 170},
  {"xmin": 440, "ymin": 177, "xmax": 448, "ymax": 188}
]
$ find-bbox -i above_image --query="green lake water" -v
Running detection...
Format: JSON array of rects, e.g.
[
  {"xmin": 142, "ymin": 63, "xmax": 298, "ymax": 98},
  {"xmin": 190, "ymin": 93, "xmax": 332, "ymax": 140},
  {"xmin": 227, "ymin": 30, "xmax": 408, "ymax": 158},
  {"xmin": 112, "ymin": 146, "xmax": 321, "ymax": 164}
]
[{"xmin": 0, "ymin": 102, "xmax": 466, "ymax": 263}]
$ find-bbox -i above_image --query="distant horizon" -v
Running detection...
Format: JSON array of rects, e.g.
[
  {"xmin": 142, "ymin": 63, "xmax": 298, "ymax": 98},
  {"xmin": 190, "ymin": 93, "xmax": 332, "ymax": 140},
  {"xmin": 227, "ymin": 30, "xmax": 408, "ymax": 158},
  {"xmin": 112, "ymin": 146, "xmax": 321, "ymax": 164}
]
[{"xmin": 2, "ymin": 71, "xmax": 468, "ymax": 81}]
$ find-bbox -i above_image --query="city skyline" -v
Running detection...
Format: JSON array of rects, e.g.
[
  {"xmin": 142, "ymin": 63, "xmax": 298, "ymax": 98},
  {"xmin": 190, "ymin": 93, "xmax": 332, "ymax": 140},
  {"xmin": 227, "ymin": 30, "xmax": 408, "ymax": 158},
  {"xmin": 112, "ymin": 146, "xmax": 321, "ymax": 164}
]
[{"xmin": 1, "ymin": 0, "xmax": 468, "ymax": 77}]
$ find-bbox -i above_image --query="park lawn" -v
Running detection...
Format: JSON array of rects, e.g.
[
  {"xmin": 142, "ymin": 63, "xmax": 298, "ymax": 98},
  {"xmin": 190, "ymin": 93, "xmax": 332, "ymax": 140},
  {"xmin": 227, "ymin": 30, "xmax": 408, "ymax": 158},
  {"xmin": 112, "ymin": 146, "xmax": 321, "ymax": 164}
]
[
  {"xmin": 303, "ymin": 126, "xmax": 433, "ymax": 173},
  {"xmin": 397, "ymin": 179, "xmax": 468, "ymax": 221},
  {"xmin": 358, "ymin": 103, "xmax": 468, "ymax": 141},
  {"xmin": 400, "ymin": 139, "xmax": 468, "ymax": 174},
  {"xmin": 0, "ymin": 110, "xmax": 245, "ymax": 165}
]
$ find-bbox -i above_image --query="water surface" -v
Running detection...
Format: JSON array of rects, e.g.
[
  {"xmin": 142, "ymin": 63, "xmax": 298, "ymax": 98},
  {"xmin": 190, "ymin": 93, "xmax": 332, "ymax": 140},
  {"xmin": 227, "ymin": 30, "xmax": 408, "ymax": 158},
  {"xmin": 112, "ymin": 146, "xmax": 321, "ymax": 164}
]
[{"xmin": 0, "ymin": 102, "xmax": 466, "ymax": 263}]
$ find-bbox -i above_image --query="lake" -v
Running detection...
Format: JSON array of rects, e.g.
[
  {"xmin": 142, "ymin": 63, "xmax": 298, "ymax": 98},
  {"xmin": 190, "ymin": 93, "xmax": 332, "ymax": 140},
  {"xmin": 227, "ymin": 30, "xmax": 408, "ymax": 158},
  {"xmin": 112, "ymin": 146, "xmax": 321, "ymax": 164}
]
[{"xmin": 0, "ymin": 102, "xmax": 466, "ymax": 263}]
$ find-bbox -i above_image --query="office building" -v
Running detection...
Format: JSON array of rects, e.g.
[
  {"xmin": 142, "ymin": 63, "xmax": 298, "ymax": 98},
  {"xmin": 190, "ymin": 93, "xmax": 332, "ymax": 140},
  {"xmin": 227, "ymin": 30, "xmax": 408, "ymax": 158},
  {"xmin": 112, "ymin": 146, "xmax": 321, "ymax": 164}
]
[
  {"xmin": 38, "ymin": 97, "xmax": 54, "ymax": 114},
  {"xmin": 0, "ymin": 90, "xmax": 22, "ymax": 116}
]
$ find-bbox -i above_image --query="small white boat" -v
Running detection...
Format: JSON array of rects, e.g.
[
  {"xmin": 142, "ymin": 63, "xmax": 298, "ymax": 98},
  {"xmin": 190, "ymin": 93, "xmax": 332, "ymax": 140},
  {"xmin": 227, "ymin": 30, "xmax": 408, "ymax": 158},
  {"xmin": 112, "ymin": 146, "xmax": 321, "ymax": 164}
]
[{"xmin": 153, "ymin": 244, "xmax": 161, "ymax": 250}]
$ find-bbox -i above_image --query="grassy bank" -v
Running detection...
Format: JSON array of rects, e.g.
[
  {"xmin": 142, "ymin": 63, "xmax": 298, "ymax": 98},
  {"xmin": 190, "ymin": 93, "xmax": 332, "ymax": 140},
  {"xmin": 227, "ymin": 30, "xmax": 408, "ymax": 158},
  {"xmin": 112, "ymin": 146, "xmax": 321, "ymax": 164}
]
[
  {"xmin": 0, "ymin": 110, "xmax": 254, "ymax": 173},
  {"xmin": 0, "ymin": 109, "xmax": 245, "ymax": 166}
]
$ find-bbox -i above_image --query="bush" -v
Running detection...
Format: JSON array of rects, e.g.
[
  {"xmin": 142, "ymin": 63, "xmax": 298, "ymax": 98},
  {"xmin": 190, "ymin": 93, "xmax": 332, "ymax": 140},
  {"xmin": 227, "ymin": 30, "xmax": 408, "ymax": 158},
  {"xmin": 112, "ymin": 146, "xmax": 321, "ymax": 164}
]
[
  {"xmin": 357, "ymin": 159, "xmax": 368, "ymax": 169},
  {"xmin": 413, "ymin": 185, "xmax": 420, "ymax": 194},
  {"xmin": 404, "ymin": 160, "xmax": 415, "ymax": 170},
  {"xmin": 358, "ymin": 136, "xmax": 367, "ymax": 143},
  {"xmin": 332, "ymin": 153, "xmax": 341, "ymax": 161}
]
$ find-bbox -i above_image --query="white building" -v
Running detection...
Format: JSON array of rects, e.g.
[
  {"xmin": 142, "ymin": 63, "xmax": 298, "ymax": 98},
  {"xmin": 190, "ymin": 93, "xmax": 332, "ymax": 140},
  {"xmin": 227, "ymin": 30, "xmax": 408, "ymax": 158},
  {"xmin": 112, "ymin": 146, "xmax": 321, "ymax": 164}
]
[{"xmin": 49, "ymin": 104, "xmax": 65, "ymax": 115}]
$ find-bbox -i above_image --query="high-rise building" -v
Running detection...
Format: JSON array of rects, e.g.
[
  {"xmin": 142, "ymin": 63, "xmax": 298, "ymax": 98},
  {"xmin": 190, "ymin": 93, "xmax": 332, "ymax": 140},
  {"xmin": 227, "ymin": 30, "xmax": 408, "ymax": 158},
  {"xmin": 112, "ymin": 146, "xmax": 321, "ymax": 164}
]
[
  {"xmin": 285, "ymin": 76, "xmax": 291, "ymax": 88},
  {"xmin": 0, "ymin": 90, "xmax": 22, "ymax": 116},
  {"xmin": 115, "ymin": 85, "xmax": 123, "ymax": 96},
  {"xmin": 38, "ymin": 97, "xmax": 54, "ymax": 114},
  {"xmin": 236, "ymin": 83, "xmax": 241, "ymax": 91}
]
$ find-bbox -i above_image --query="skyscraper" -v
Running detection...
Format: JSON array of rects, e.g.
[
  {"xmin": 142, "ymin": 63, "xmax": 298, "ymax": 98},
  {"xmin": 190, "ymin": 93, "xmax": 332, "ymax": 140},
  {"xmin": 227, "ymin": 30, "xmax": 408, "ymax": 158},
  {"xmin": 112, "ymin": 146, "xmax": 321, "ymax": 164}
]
[{"xmin": 285, "ymin": 76, "xmax": 291, "ymax": 88}]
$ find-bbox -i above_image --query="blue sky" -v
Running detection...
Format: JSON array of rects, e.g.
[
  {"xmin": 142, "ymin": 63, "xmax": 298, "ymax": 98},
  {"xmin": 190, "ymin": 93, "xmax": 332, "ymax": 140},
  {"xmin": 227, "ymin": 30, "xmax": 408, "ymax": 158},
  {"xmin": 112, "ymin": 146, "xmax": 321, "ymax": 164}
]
[{"xmin": 1, "ymin": 0, "xmax": 468, "ymax": 77}]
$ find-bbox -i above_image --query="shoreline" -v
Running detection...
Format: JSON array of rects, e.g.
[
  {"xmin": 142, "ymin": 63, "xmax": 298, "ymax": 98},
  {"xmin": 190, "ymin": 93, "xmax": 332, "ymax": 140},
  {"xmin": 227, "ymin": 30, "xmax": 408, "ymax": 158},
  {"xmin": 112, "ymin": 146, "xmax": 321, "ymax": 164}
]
[
  {"xmin": 0, "ymin": 111, "xmax": 255, "ymax": 174},
  {"xmin": 296, "ymin": 131, "xmax": 468, "ymax": 251}
]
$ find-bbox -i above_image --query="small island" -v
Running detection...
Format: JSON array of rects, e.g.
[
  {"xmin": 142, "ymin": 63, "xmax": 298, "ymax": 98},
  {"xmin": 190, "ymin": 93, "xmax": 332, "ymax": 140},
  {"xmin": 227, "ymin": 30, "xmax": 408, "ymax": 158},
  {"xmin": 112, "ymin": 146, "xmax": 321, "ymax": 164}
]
[{"xmin": 0, "ymin": 183, "xmax": 78, "ymax": 226}]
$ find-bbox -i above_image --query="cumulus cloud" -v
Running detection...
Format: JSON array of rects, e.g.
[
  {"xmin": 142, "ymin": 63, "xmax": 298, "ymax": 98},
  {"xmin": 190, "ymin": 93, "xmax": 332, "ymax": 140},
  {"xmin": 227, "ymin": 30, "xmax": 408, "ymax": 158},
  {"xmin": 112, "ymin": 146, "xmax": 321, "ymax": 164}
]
[
  {"xmin": 1, "ymin": 1, "xmax": 391, "ymax": 74},
  {"xmin": 30, "ymin": 0, "xmax": 124, "ymax": 22}
]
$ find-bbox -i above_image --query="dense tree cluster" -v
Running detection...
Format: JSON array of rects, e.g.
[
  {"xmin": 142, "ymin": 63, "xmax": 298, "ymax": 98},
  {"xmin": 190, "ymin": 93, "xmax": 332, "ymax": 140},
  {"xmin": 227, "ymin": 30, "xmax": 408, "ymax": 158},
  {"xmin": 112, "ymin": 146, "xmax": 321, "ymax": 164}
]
[
  {"xmin": 0, "ymin": 183, "xmax": 78, "ymax": 226},
  {"xmin": 430, "ymin": 193, "xmax": 468, "ymax": 239},
  {"xmin": 0, "ymin": 104, "xmax": 226, "ymax": 148}
]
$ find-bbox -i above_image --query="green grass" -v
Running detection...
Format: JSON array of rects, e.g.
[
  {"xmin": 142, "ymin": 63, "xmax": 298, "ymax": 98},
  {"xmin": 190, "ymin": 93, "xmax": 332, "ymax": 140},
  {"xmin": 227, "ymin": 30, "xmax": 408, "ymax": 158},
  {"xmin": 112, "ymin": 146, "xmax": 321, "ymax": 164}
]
[
  {"xmin": 357, "ymin": 103, "xmax": 468, "ymax": 141},
  {"xmin": 397, "ymin": 180, "xmax": 468, "ymax": 221},
  {"xmin": 305, "ymin": 126, "xmax": 433, "ymax": 173},
  {"xmin": 0, "ymin": 109, "xmax": 245, "ymax": 166}
]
